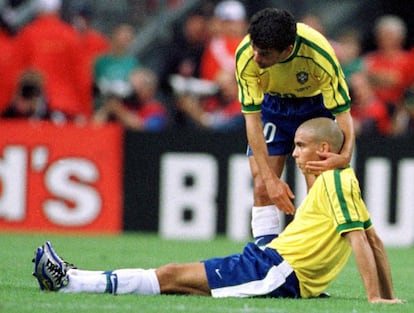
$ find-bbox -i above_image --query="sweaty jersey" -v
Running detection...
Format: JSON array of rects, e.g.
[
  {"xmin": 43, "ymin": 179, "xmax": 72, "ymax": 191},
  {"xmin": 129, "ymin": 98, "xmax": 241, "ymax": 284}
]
[
  {"xmin": 268, "ymin": 167, "xmax": 372, "ymax": 298},
  {"xmin": 235, "ymin": 23, "xmax": 350, "ymax": 115}
]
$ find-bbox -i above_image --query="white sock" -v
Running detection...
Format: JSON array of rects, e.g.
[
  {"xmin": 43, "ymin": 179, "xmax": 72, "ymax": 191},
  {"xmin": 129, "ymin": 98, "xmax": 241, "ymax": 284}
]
[
  {"xmin": 69, "ymin": 269, "xmax": 104, "ymax": 276},
  {"xmin": 60, "ymin": 268, "xmax": 160, "ymax": 295},
  {"xmin": 251, "ymin": 205, "xmax": 281, "ymax": 245}
]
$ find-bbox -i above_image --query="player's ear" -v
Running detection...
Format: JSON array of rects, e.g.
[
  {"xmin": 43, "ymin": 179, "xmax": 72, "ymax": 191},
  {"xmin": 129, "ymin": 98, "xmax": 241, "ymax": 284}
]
[
  {"xmin": 320, "ymin": 142, "xmax": 329, "ymax": 152},
  {"xmin": 284, "ymin": 44, "xmax": 294, "ymax": 55}
]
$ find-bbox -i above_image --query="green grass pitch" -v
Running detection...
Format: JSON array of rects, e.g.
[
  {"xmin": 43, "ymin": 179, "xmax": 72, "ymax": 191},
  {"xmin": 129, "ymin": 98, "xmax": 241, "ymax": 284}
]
[{"xmin": 1, "ymin": 232, "xmax": 412, "ymax": 313}]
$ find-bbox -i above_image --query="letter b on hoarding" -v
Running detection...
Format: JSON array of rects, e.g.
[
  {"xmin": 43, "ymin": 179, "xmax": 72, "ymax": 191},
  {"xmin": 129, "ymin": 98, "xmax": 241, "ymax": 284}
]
[{"xmin": 159, "ymin": 153, "xmax": 217, "ymax": 240}]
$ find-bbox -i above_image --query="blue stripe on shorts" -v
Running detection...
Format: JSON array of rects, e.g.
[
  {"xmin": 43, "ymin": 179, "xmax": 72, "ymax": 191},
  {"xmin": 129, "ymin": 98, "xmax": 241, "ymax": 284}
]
[
  {"xmin": 247, "ymin": 93, "xmax": 334, "ymax": 156},
  {"xmin": 202, "ymin": 242, "xmax": 300, "ymax": 298}
]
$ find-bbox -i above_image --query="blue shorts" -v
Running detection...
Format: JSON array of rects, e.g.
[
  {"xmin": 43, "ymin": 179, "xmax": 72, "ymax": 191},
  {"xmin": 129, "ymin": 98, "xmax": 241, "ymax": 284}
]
[
  {"xmin": 203, "ymin": 242, "xmax": 300, "ymax": 298},
  {"xmin": 247, "ymin": 94, "xmax": 334, "ymax": 156}
]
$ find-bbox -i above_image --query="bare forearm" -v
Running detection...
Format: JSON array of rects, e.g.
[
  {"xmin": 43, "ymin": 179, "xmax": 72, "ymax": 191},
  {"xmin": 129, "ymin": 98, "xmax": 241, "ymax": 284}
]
[
  {"xmin": 346, "ymin": 231, "xmax": 382, "ymax": 301},
  {"xmin": 366, "ymin": 229, "xmax": 395, "ymax": 299},
  {"xmin": 111, "ymin": 105, "xmax": 144, "ymax": 130},
  {"xmin": 335, "ymin": 111, "xmax": 355, "ymax": 165},
  {"xmin": 244, "ymin": 113, "xmax": 273, "ymax": 179},
  {"xmin": 372, "ymin": 246, "xmax": 394, "ymax": 299},
  {"xmin": 92, "ymin": 107, "xmax": 111, "ymax": 124}
]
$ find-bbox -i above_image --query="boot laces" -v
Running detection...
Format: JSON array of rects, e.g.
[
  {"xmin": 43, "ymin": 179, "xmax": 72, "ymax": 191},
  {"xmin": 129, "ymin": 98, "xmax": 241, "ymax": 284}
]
[{"xmin": 46, "ymin": 259, "xmax": 65, "ymax": 285}]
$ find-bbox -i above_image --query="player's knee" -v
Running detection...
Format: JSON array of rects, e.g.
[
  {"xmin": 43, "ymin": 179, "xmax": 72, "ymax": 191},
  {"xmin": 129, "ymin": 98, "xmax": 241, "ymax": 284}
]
[{"xmin": 156, "ymin": 263, "xmax": 182, "ymax": 292}]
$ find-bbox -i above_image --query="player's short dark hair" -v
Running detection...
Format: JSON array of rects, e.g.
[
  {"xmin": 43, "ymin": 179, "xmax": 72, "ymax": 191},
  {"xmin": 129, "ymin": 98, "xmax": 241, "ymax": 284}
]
[{"xmin": 248, "ymin": 8, "xmax": 297, "ymax": 51}]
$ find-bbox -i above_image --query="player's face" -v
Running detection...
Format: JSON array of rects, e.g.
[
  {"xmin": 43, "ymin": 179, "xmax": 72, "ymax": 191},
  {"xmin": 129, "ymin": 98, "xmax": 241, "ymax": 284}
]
[
  {"xmin": 251, "ymin": 44, "xmax": 293, "ymax": 68},
  {"xmin": 292, "ymin": 129, "xmax": 322, "ymax": 174}
]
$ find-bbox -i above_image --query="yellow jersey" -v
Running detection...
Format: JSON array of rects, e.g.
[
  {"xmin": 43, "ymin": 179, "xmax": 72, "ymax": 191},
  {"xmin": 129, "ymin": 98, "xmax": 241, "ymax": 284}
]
[
  {"xmin": 267, "ymin": 167, "xmax": 372, "ymax": 298},
  {"xmin": 235, "ymin": 23, "xmax": 350, "ymax": 114}
]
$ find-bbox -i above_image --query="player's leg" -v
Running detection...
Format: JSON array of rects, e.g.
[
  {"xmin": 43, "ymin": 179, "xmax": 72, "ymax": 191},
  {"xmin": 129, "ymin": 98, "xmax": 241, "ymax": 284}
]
[
  {"xmin": 32, "ymin": 241, "xmax": 160, "ymax": 295},
  {"xmin": 156, "ymin": 262, "xmax": 210, "ymax": 295},
  {"xmin": 62, "ymin": 268, "xmax": 160, "ymax": 294},
  {"xmin": 67, "ymin": 263, "xmax": 211, "ymax": 295},
  {"xmin": 249, "ymin": 154, "xmax": 286, "ymax": 245},
  {"xmin": 33, "ymin": 241, "xmax": 210, "ymax": 295}
]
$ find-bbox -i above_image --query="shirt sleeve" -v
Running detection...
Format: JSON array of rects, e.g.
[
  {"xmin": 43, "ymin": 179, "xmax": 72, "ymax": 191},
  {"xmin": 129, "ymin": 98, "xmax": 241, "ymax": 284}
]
[
  {"xmin": 313, "ymin": 51, "xmax": 351, "ymax": 115},
  {"xmin": 321, "ymin": 169, "xmax": 371, "ymax": 235},
  {"xmin": 235, "ymin": 36, "xmax": 264, "ymax": 113}
]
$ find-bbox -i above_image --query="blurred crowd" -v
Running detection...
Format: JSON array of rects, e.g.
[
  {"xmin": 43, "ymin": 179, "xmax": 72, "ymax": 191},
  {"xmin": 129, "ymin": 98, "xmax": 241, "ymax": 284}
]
[{"xmin": 1, "ymin": 0, "xmax": 414, "ymax": 136}]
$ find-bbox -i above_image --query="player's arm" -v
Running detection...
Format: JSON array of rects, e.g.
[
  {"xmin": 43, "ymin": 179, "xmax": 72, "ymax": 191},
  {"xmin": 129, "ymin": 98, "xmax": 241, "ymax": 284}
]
[
  {"xmin": 334, "ymin": 110, "xmax": 355, "ymax": 165},
  {"xmin": 323, "ymin": 110, "xmax": 355, "ymax": 167},
  {"xmin": 344, "ymin": 230, "xmax": 403, "ymax": 304},
  {"xmin": 364, "ymin": 227, "xmax": 396, "ymax": 299},
  {"xmin": 244, "ymin": 112, "xmax": 295, "ymax": 215}
]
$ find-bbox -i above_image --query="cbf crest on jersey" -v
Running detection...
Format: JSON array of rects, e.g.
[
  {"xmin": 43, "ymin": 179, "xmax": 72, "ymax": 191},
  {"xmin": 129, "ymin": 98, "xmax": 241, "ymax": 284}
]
[{"xmin": 296, "ymin": 71, "xmax": 309, "ymax": 84}]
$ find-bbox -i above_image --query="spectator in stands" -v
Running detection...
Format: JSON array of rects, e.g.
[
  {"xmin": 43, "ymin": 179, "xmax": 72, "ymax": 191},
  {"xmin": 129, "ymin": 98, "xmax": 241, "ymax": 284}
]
[
  {"xmin": 70, "ymin": 2, "xmax": 110, "ymax": 63},
  {"xmin": 159, "ymin": 9, "xmax": 210, "ymax": 95},
  {"xmin": 93, "ymin": 68, "xmax": 167, "ymax": 131},
  {"xmin": 336, "ymin": 28, "xmax": 364, "ymax": 85},
  {"xmin": 349, "ymin": 72, "xmax": 391, "ymax": 136},
  {"xmin": 176, "ymin": 70, "xmax": 244, "ymax": 131},
  {"xmin": 402, "ymin": 89, "xmax": 414, "ymax": 135},
  {"xmin": 0, "ymin": 14, "xmax": 19, "ymax": 115},
  {"xmin": 93, "ymin": 23, "xmax": 140, "ymax": 112},
  {"xmin": 69, "ymin": 1, "xmax": 111, "ymax": 115},
  {"xmin": 14, "ymin": 0, "xmax": 89, "ymax": 122},
  {"xmin": 389, "ymin": 88, "xmax": 414, "ymax": 136},
  {"xmin": 1, "ymin": 69, "xmax": 52, "ymax": 120},
  {"xmin": 363, "ymin": 15, "xmax": 414, "ymax": 117},
  {"xmin": 200, "ymin": 0, "xmax": 247, "ymax": 81},
  {"xmin": 158, "ymin": 7, "xmax": 212, "ymax": 128}
]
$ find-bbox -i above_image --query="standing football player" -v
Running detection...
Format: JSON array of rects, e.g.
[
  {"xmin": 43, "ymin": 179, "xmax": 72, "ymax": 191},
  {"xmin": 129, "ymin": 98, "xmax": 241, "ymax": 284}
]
[{"xmin": 235, "ymin": 8, "xmax": 354, "ymax": 243}]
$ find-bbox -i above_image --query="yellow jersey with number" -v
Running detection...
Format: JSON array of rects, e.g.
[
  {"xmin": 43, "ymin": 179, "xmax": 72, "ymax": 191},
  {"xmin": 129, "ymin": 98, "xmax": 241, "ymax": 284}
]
[
  {"xmin": 267, "ymin": 167, "xmax": 372, "ymax": 298},
  {"xmin": 235, "ymin": 23, "xmax": 350, "ymax": 114}
]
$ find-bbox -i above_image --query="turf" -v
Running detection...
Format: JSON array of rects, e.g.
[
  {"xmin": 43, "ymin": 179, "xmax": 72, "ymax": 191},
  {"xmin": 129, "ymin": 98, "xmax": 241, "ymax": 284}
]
[{"xmin": 0, "ymin": 232, "xmax": 412, "ymax": 313}]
